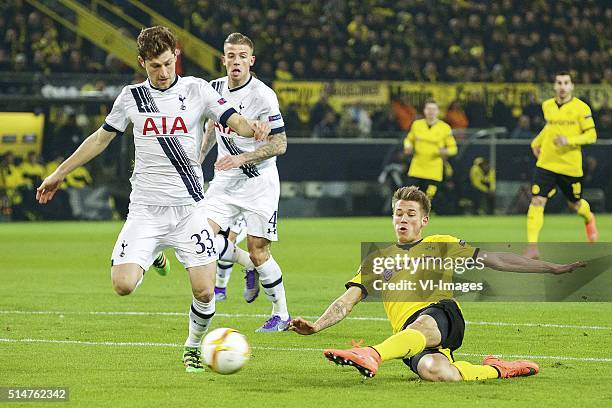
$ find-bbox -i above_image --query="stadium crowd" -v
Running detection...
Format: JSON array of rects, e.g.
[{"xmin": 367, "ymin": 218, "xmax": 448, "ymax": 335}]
[
  {"xmin": 1, "ymin": 0, "xmax": 610, "ymax": 84},
  {"xmin": 145, "ymin": 0, "xmax": 611, "ymax": 83},
  {"xmin": 0, "ymin": 149, "xmax": 93, "ymax": 220}
]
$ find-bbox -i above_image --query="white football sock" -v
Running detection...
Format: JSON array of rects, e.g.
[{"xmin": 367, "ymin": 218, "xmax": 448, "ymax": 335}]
[
  {"xmin": 216, "ymin": 261, "xmax": 233, "ymax": 288},
  {"xmin": 256, "ymin": 256, "xmax": 289, "ymax": 320},
  {"xmin": 185, "ymin": 296, "xmax": 215, "ymax": 348},
  {"xmin": 215, "ymin": 235, "xmax": 254, "ymax": 269}
]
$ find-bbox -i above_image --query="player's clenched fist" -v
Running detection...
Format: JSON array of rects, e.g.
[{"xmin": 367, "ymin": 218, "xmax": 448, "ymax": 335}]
[
  {"xmin": 288, "ymin": 318, "xmax": 318, "ymax": 335},
  {"xmin": 36, "ymin": 171, "xmax": 65, "ymax": 204}
]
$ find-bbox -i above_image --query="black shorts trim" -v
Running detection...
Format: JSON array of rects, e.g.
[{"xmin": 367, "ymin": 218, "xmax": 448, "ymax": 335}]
[{"xmin": 532, "ymin": 166, "xmax": 582, "ymax": 203}]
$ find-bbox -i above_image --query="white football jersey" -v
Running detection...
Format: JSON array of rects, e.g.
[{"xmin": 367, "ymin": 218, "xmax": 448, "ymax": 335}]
[
  {"xmin": 209, "ymin": 75, "xmax": 285, "ymax": 179},
  {"xmin": 104, "ymin": 76, "xmax": 236, "ymax": 206}
]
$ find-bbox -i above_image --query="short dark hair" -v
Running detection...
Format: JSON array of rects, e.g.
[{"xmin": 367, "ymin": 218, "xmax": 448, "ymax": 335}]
[
  {"xmin": 424, "ymin": 98, "xmax": 438, "ymax": 107},
  {"xmin": 392, "ymin": 186, "xmax": 431, "ymax": 215},
  {"xmin": 554, "ymin": 71, "xmax": 573, "ymax": 82},
  {"xmin": 224, "ymin": 32, "xmax": 254, "ymax": 51},
  {"xmin": 137, "ymin": 26, "xmax": 177, "ymax": 60}
]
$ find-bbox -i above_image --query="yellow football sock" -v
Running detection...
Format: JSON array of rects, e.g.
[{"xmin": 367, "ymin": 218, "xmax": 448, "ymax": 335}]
[
  {"xmin": 372, "ymin": 329, "xmax": 426, "ymax": 362},
  {"xmin": 452, "ymin": 361, "xmax": 499, "ymax": 381},
  {"xmin": 527, "ymin": 204, "xmax": 544, "ymax": 243},
  {"xmin": 576, "ymin": 199, "xmax": 593, "ymax": 223}
]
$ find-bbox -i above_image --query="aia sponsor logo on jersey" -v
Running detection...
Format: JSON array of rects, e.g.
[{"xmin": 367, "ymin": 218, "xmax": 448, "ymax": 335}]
[
  {"xmin": 214, "ymin": 121, "xmax": 237, "ymax": 135},
  {"xmin": 143, "ymin": 116, "xmax": 188, "ymax": 136}
]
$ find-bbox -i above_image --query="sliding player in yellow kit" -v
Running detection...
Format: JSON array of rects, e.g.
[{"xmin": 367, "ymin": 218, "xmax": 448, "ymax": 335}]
[
  {"xmin": 290, "ymin": 186, "xmax": 584, "ymax": 381},
  {"xmin": 403, "ymin": 99, "xmax": 457, "ymax": 201},
  {"xmin": 526, "ymin": 71, "xmax": 598, "ymax": 259}
]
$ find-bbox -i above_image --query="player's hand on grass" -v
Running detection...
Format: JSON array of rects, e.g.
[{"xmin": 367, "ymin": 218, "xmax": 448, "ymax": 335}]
[
  {"xmin": 215, "ymin": 154, "xmax": 246, "ymax": 171},
  {"xmin": 554, "ymin": 135, "xmax": 569, "ymax": 146},
  {"xmin": 288, "ymin": 318, "xmax": 318, "ymax": 335},
  {"xmin": 549, "ymin": 261, "xmax": 586, "ymax": 274},
  {"xmin": 36, "ymin": 171, "xmax": 65, "ymax": 204},
  {"xmin": 248, "ymin": 119, "xmax": 270, "ymax": 141}
]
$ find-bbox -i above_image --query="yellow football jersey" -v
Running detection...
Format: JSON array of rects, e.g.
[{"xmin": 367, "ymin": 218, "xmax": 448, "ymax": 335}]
[
  {"xmin": 404, "ymin": 119, "xmax": 457, "ymax": 182},
  {"xmin": 531, "ymin": 97, "xmax": 596, "ymax": 177},
  {"xmin": 346, "ymin": 235, "xmax": 478, "ymax": 334}
]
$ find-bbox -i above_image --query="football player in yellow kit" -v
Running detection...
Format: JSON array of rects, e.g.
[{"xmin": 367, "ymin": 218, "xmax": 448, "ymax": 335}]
[
  {"xmin": 526, "ymin": 72, "xmax": 598, "ymax": 259},
  {"xmin": 290, "ymin": 186, "xmax": 584, "ymax": 381}
]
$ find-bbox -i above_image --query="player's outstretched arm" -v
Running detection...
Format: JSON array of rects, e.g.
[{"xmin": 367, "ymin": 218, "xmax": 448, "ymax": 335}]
[
  {"xmin": 226, "ymin": 113, "xmax": 270, "ymax": 141},
  {"xmin": 199, "ymin": 119, "xmax": 217, "ymax": 164},
  {"xmin": 215, "ymin": 131, "xmax": 287, "ymax": 171},
  {"xmin": 36, "ymin": 127, "xmax": 117, "ymax": 204},
  {"xmin": 481, "ymin": 251, "xmax": 586, "ymax": 274},
  {"xmin": 289, "ymin": 286, "xmax": 362, "ymax": 335}
]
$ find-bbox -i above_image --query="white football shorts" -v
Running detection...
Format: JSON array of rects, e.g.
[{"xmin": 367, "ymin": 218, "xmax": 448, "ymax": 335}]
[
  {"xmin": 204, "ymin": 167, "xmax": 279, "ymax": 241},
  {"xmin": 111, "ymin": 201, "xmax": 219, "ymax": 270}
]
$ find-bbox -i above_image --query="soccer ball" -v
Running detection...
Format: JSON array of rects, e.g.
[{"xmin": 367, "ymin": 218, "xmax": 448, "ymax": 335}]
[{"xmin": 202, "ymin": 328, "xmax": 250, "ymax": 374}]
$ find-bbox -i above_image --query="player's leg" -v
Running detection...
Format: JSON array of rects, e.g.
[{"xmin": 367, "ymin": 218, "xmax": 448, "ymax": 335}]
[
  {"xmin": 110, "ymin": 205, "xmax": 167, "ymax": 295},
  {"xmin": 171, "ymin": 204, "xmax": 219, "ymax": 373},
  {"xmin": 559, "ymin": 175, "xmax": 598, "ymax": 242},
  {"xmin": 183, "ymin": 262, "xmax": 216, "ymax": 372},
  {"xmin": 424, "ymin": 181, "xmax": 439, "ymax": 202},
  {"xmin": 247, "ymin": 234, "xmax": 290, "ymax": 332},
  {"xmin": 526, "ymin": 167, "xmax": 555, "ymax": 259},
  {"xmin": 215, "ymin": 229, "xmax": 240, "ymax": 301},
  {"xmin": 110, "ymin": 263, "xmax": 145, "ymax": 295},
  {"xmin": 413, "ymin": 351, "xmax": 516, "ymax": 381},
  {"xmin": 324, "ymin": 300, "xmax": 460, "ymax": 378}
]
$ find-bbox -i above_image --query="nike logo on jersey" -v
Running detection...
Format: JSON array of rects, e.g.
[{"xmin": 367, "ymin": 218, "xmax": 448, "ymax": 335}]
[{"xmin": 143, "ymin": 116, "xmax": 188, "ymax": 136}]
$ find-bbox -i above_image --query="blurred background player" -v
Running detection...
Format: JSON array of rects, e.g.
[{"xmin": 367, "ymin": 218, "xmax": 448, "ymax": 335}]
[
  {"xmin": 290, "ymin": 186, "xmax": 584, "ymax": 381},
  {"xmin": 469, "ymin": 157, "xmax": 496, "ymax": 215},
  {"xmin": 200, "ymin": 33, "xmax": 290, "ymax": 332},
  {"xmin": 214, "ymin": 215, "xmax": 247, "ymax": 300},
  {"xmin": 526, "ymin": 71, "xmax": 598, "ymax": 259},
  {"xmin": 403, "ymin": 99, "xmax": 457, "ymax": 202},
  {"xmin": 36, "ymin": 26, "xmax": 270, "ymax": 373}
]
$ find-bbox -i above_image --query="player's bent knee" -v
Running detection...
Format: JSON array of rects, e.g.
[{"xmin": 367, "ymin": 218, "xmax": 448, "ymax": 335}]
[
  {"xmin": 417, "ymin": 355, "xmax": 462, "ymax": 382},
  {"xmin": 247, "ymin": 240, "xmax": 271, "ymax": 266},
  {"xmin": 110, "ymin": 265, "xmax": 141, "ymax": 296},
  {"xmin": 192, "ymin": 287, "xmax": 214, "ymax": 303},
  {"xmin": 111, "ymin": 276, "xmax": 136, "ymax": 296}
]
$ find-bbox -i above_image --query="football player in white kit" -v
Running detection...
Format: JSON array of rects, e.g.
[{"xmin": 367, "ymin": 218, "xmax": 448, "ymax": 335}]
[
  {"xmin": 199, "ymin": 33, "xmax": 290, "ymax": 332},
  {"xmin": 36, "ymin": 26, "xmax": 270, "ymax": 373}
]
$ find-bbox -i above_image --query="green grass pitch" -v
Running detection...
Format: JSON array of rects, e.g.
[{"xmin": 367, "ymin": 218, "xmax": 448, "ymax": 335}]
[{"xmin": 1, "ymin": 215, "xmax": 611, "ymax": 407}]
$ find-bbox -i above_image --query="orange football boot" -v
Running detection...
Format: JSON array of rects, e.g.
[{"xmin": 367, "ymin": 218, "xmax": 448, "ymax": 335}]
[
  {"xmin": 323, "ymin": 341, "xmax": 381, "ymax": 378},
  {"xmin": 483, "ymin": 355, "xmax": 539, "ymax": 378}
]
